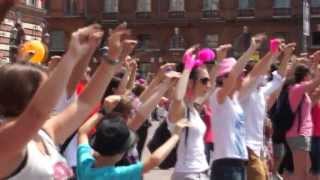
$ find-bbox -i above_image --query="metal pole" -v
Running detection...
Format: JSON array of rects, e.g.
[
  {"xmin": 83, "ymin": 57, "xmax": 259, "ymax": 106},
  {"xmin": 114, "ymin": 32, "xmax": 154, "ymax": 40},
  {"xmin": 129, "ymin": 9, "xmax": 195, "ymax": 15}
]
[{"xmin": 302, "ymin": 0, "xmax": 310, "ymax": 53}]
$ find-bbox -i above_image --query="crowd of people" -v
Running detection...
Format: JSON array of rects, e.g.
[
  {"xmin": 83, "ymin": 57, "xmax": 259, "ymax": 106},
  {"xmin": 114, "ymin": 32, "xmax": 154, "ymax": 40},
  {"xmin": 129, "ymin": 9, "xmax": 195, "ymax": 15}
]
[{"xmin": 1, "ymin": 1, "xmax": 320, "ymax": 180}]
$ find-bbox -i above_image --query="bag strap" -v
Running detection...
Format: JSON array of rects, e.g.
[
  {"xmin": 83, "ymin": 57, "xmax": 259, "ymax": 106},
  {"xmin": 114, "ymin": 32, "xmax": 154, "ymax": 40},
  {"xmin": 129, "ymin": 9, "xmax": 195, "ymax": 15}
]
[
  {"xmin": 60, "ymin": 131, "xmax": 77, "ymax": 154},
  {"xmin": 184, "ymin": 105, "xmax": 191, "ymax": 146}
]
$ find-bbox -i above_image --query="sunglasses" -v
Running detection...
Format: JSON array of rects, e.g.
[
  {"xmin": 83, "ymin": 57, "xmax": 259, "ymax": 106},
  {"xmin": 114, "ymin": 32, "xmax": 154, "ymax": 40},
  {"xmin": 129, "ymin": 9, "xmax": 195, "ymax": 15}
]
[{"xmin": 199, "ymin": 77, "xmax": 210, "ymax": 85}]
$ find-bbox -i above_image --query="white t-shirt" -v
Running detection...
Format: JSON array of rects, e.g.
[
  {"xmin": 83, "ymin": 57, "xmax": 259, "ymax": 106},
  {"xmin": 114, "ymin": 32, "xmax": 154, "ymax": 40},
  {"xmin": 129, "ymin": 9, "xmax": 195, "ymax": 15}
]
[
  {"xmin": 9, "ymin": 131, "xmax": 74, "ymax": 180},
  {"xmin": 168, "ymin": 105, "xmax": 209, "ymax": 173},
  {"xmin": 210, "ymin": 90, "xmax": 248, "ymax": 161},
  {"xmin": 240, "ymin": 72, "xmax": 284, "ymax": 157}
]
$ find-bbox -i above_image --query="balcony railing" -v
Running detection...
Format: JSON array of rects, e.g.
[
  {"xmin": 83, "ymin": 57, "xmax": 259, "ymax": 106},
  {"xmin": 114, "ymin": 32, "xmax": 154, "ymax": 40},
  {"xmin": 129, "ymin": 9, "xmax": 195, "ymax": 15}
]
[
  {"xmin": 238, "ymin": 9, "xmax": 255, "ymax": 18},
  {"xmin": 202, "ymin": 10, "xmax": 219, "ymax": 18},
  {"xmin": 273, "ymin": 8, "xmax": 291, "ymax": 17},
  {"xmin": 168, "ymin": 11, "xmax": 185, "ymax": 18},
  {"xmin": 102, "ymin": 12, "xmax": 118, "ymax": 19},
  {"xmin": 136, "ymin": 12, "xmax": 151, "ymax": 19}
]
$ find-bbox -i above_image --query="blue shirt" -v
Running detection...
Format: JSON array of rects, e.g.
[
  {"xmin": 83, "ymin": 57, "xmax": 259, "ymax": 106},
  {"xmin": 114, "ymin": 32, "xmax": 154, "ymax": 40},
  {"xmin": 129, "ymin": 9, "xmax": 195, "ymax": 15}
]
[{"xmin": 77, "ymin": 143, "xmax": 143, "ymax": 180}]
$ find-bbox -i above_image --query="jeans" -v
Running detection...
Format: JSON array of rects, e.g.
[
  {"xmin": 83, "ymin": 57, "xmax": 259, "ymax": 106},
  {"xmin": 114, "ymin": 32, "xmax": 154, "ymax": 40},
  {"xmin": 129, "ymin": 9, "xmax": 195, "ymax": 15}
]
[{"xmin": 210, "ymin": 158, "xmax": 247, "ymax": 180}]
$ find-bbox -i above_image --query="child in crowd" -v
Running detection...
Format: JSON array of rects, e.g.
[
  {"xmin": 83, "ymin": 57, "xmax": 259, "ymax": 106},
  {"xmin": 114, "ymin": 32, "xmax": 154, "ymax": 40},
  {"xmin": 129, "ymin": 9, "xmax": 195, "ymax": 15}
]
[{"xmin": 77, "ymin": 113, "xmax": 189, "ymax": 180}]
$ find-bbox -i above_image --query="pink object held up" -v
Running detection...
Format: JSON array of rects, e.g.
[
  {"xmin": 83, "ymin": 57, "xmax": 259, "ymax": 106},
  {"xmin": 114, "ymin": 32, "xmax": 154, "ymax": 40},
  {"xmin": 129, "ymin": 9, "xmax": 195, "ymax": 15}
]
[
  {"xmin": 183, "ymin": 51, "xmax": 197, "ymax": 70},
  {"xmin": 197, "ymin": 48, "xmax": 216, "ymax": 63},
  {"xmin": 270, "ymin": 39, "xmax": 281, "ymax": 54}
]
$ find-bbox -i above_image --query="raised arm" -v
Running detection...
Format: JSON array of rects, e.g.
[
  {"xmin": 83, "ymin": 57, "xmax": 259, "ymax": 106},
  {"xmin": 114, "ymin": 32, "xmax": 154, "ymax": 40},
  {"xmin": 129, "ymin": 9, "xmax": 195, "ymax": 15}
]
[
  {"xmin": 278, "ymin": 43, "xmax": 296, "ymax": 77},
  {"xmin": 126, "ymin": 59, "xmax": 138, "ymax": 91},
  {"xmin": 139, "ymin": 63, "xmax": 175, "ymax": 103},
  {"xmin": 169, "ymin": 45, "xmax": 199, "ymax": 123},
  {"xmin": 116, "ymin": 57, "xmax": 137, "ymax": 95},
  {"xmin": 195, "ymin": 44, "xmax": 232, "ymax": 105},
  {"xmin": 305, "ymin": 51, "xmax": 320, "ymax": 94},
  {"xmin": 142, "ymin": 119, "xmax": 188, "ymax": 173},
  {"xmin": 0, "ymin": 24, "xmax": 102, "ymax": 156},
  {"xmin": 43, "ymin": 23, "xmax": 131, "ymax": 145},
  {"xmin": 78, "ymin": 113, "xmax": 103, "ymax": 144},
  {"xmin": 66, "ymin": 39, "xmax": 99, "ymax": 98},
  {"xmin": 128, "ymin": 72, "xmax": 180, "ymax": 130},
  {"xmin": 217, "ymin": 36, "xmax": 261, "ymax": 104}
]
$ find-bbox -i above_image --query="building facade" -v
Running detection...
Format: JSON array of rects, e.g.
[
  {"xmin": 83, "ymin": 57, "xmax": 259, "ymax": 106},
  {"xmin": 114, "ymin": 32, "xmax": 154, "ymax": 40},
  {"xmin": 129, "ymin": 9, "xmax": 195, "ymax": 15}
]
[
  {"xmin": 0, "ymin": 0, "xmax": 47, "ymax": 62},
  {"xmin": 47, "ymin": 0, "xmax": 320, "ymax": 73}
]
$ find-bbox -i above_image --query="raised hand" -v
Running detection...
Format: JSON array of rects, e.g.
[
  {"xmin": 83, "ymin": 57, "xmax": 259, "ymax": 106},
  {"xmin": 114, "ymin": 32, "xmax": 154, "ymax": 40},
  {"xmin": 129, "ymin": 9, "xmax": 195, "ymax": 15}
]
[
  {"xmin": 283, "ymin": 43, "xmax": 296, "ymax": 56},
  {"xmin": 216, "ymin": 44, "xmax": 232, "ymax": 62},
  {"xmin": 183, "ymin": 44, "xmax": 200, "ymax": 70},
  {"xmin": 172, "ymin": 118, "xmax": 191, "ymax": 135},
  {"xmin": 164, "ymin": 71, "xmax": 181, "ymax": 85},
  {"xmin": 250, "ymin": 34, "xmax": 266, "ymax": 51},
  {"xmin": 122, "ymin": 40, "xmax": 138, "ymax": 57},
  {"xmin": 156, "ymin": 63, "xmax": 176, "ymax": 80},
  {"xmin": 107, "ymin": 22, "xmax": 131, "ymax": 60},
  {"xmin": 68, "ymin": 24, "xmax": 103, "ymax": 62}
]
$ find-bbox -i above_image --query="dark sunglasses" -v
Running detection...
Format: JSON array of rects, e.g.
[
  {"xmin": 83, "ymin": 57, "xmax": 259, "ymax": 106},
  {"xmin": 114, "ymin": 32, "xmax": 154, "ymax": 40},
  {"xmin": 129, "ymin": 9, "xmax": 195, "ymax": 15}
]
[{"xmin": 199, "ymin": 77, "xmax": 210, "ymax": 85}]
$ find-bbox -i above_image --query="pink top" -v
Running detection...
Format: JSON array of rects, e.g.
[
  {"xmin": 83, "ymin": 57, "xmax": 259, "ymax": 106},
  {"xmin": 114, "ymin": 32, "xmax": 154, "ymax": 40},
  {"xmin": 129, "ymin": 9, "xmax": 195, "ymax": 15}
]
[
  {"xmin": 312, "ymin": 102, "xmax": 320, "ymax": 137},
  {"xmin": 286, "ymin": 82, "xmax": 313, "ymax": 137}
]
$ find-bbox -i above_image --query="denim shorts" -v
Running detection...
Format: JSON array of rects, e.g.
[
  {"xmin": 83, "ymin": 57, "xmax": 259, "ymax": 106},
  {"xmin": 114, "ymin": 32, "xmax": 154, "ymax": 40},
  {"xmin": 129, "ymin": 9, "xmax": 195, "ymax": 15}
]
[
  {"xmin": 210, "ymin": 158, "xmax": 246, "ymax": 180},
  {"xmin": 310, "ymin": 137, "xmax": 320, "ymax": 175},
  {"xmin": 286, "ymin": 136, "xmax": 311, "ymax": 152}
]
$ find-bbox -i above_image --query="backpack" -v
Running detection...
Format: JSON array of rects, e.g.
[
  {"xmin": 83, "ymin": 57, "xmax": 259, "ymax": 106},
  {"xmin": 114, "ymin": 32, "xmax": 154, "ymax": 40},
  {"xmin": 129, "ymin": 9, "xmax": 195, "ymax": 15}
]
[
  {"xmin": 269, "ymin": 86, "xmax": 305, "ymax": 142},
  {"xmin": 147, "ymin": 106, "xmax": 190, "ymax": 169}
]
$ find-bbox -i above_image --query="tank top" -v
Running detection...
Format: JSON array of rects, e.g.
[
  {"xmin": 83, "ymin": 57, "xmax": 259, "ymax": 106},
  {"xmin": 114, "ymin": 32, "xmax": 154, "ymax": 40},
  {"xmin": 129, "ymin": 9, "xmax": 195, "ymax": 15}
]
[
  {"xmin": 171, "ymin": 105, "xmax": 209, "ymax": 173},
  {"xmin": 8, "ymin": 130, "xmax": 74, "ymax": 180}
]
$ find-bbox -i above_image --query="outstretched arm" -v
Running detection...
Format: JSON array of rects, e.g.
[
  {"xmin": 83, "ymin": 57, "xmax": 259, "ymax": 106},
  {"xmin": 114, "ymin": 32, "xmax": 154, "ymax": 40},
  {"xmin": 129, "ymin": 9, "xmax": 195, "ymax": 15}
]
[
  {"xmin": 128, "ymin": 72, "xmax": 180, "ymax": 130},
  {"xmin": 0, "ymin": 24, "xmax": 102, "ymax": 157},
  {"xmin": 43, "ymin": 23, "xmax": 132, "ymax": 145},
  {"xmin": 169, "ymin": 45, "xmax": 199, "ymax": 123},
  {"xmin": 217, "ymin": 36, "xmax": 262, "ymax": 104},
  {"xmin": 142, "ymin": 119, "xmax": 188, "ymax": 173}
]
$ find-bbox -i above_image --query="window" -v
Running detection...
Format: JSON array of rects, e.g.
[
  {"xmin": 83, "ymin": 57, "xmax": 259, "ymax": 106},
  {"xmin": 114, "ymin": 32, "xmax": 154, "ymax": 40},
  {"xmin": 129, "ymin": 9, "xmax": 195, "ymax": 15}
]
[
  {"xmin": 239, "ymin": 0, "xmax": 255, "ymax": 9},
  {"xmin": 169, "ymin": 28, "xmax": 185, "ymax": 49},
  {"xmin": 274, "ymin": 0, "xmax": 290, "ymax": 8},
  {"xmin": 26, "ymin": 0, "xmax": 36, "ymax": 6},
  {"xmin": 203, "ymin": 0, "xmax": 219, "ymax": 11},
  {"xmin": 273, "ymin": 0, "xmax": 291, "ymax": 16},
  {"xmin": 137, "ymin": 0, "xmax": 151, "ymax": 12},
  {"xmin": 204, "ymin": 34, "xmax": 219, "ymax": 48},
  {"xmin": 50, "ymin": 31, "xmax": 65, "ymax": 51},
  {"xmin": 65, "ymin": 0, "xmax": 77, "ymax": 15},
  {"xmin": 312, "ymin": 0, "xmax": 320, "ymax": 7},
  {"xmin": 312, "ymin": 32, "xmax": 320, "ymax": 46},
  {"xmin": 137, "ymin": 34, "xmax": 152, "ymax": 49},
  {"xmin": 169, "ymin": 0, "xmax": 185, "ymax": 12},
  {"xmin": 104, "ymin": 0, "xmax": 118, "ymax": 13}
]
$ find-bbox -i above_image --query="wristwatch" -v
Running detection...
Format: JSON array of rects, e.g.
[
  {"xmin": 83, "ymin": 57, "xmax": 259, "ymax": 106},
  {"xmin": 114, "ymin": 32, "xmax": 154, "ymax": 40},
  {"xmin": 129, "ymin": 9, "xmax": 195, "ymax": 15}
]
[{"xmin": 98, "ymin": 46, "xmax": 120, "ymax": 65}]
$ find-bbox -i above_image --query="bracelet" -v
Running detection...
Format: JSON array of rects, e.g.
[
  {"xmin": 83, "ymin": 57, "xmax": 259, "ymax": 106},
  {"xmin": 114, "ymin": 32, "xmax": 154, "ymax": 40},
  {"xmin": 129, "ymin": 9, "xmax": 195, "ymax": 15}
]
[{"xmin": 102, "ymin": 55, "xmax": 120, "ymax": 65}]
